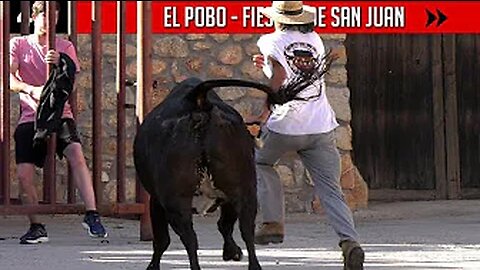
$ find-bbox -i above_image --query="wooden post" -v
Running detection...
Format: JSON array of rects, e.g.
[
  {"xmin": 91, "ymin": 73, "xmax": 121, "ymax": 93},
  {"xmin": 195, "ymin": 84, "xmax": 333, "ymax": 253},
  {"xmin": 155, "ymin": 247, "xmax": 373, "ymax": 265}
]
[
  {"xmin": 442, "ymin": 35, "xmax": 461, "ymax": 199},
  {"xmin": 432, "ymin": 35, "xmax": 448, "ymax": 199}
]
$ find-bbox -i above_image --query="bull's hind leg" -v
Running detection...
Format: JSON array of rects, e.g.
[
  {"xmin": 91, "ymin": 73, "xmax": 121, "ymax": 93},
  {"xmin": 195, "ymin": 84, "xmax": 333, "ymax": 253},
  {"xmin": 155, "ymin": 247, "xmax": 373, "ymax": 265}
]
[
  {"xmin": 147, "ymin": 198, "xmax": 170, "ymax": 270},
  {"xmin": 166, "ymin": 198, "xmax": 201, "ymax": 270},
  {"xmin": 218, "ymin": 201, "xmax": 243, "ymax": 261},
  {"xmin": 239, "ymin": 195, "xmax": 262, "ymax": 270}
]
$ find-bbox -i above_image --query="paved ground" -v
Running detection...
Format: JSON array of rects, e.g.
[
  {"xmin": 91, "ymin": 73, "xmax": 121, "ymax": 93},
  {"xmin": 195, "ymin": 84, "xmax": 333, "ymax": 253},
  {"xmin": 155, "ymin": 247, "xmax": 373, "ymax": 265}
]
[{"xmin": 1, "ymin": 200, "xmax": 480, "ymax": 270}]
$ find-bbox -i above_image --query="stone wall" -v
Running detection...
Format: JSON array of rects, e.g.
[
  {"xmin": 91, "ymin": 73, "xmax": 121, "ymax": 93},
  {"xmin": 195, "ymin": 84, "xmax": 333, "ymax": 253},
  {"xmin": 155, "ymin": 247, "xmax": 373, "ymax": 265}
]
[{"xmin": 8, "ymin": 33, "xmax": 368, "ymax": 213}]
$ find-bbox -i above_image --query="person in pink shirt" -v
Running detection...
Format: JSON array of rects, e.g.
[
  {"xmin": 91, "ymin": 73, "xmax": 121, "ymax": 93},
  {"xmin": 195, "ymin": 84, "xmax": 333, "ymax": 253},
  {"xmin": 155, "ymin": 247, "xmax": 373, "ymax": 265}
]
[{"xmin": 9, "ymin": 1, "xmax": 107, "ymax": 244}]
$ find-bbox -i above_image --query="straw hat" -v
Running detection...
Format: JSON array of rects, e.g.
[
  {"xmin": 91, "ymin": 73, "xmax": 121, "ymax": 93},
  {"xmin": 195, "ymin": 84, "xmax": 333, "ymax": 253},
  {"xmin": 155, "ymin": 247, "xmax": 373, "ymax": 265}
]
[{"xmin": 261, "ymin": 1, "xmax": 316, "ymax": 25}]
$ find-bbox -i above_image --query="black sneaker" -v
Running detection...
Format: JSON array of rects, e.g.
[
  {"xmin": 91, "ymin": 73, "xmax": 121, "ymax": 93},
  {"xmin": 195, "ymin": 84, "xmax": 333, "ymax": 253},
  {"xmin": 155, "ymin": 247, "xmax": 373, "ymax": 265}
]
[
  {"xmin": 19, "ymin": 223, "xmax": 49, "ymax": 244},
  {"xmin": 82, "ymin": 211, "xmax": 108, "ymax": 238}
]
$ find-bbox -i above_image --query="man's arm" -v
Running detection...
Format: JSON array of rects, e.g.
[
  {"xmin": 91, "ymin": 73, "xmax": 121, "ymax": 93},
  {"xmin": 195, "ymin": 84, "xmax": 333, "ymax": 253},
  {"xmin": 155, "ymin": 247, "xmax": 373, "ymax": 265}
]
[
  {"xmin": 9, "ymin": 37, "xmax": 40, "ymax": 95},
  {"xmin": 245, "ymin": 55, "xmax": 287, "ymax": 125},
  {"xmin": 9, "ymin": 61, "xmax": 42, "ymax": 96},
  {"xmin": 268, "ymin": 56, "xmax": 287, "ymax": 91}
]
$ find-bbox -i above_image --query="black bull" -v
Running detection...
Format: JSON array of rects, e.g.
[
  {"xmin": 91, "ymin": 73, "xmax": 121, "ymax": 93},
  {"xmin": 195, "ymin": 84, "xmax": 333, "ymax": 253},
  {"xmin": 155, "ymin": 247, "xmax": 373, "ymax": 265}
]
[{"xmin": 133, "ymin": 78, "xmax": 275, "ymax": 270}]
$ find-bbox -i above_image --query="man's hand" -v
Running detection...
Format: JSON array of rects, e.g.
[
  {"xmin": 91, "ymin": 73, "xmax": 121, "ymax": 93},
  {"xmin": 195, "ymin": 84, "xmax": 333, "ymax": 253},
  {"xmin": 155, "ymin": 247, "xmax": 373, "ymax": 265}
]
[
  {"xmin": 30, "ymin": 86, "xmax": 43, "ymax": 100},
  {"xmin": 23, "ymin": 86, "xmax": 43, "ymax": 101},
  {"xmin": 252, "ymin": 54, "xmax": 265, "ymax": 69},
  {"xmin": 45, "ymin": 50, "xmax": 60, "ymax": 65}
]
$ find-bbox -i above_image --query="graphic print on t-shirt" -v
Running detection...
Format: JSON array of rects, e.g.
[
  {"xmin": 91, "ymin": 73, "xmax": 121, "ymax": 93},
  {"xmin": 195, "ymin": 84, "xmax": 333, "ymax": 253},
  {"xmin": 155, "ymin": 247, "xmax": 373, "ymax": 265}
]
[{"xmin": 283, "ymin": 42, "xmax": 319, "ymax": 74}]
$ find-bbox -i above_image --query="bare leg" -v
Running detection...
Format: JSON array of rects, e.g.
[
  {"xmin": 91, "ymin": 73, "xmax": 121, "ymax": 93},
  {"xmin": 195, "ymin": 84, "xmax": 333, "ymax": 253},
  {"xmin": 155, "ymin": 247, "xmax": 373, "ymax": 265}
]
[
  {"xmin": 63, "ymin": 143, "xmax": 96, "ymax": 210},
  {"xmin": 17, "ymin": 163, "xmax": 40, "ymax": 224}
]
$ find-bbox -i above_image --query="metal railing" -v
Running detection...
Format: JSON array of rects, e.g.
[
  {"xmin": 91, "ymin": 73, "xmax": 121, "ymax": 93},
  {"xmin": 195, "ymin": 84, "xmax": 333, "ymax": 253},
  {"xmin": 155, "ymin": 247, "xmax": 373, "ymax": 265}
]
[{"xmin": 0, "ymin": 1, "xmax": 153, "ymax": 241}]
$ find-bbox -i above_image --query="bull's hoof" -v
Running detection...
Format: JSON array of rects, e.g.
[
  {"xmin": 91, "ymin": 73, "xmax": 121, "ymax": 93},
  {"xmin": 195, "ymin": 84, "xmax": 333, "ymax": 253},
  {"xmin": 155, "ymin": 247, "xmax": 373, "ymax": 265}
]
[
  {"xmin": 146, "ymin": 262, "xmax": 160, "ymax": 270},
  {"xmin": 248, "ymin": 262, "xmax": 262, "ymax": 270},
  {"xmin": 223, "ymin": 243, "xmax": 243, "ymax": 261}
]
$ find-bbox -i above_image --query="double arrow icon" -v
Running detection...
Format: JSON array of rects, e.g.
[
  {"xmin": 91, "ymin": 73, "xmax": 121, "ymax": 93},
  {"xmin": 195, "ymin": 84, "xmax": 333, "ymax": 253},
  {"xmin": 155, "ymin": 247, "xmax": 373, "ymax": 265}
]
[{"xmin": 426, "ymin": 9, "xmax": 448, "ymax": 27}]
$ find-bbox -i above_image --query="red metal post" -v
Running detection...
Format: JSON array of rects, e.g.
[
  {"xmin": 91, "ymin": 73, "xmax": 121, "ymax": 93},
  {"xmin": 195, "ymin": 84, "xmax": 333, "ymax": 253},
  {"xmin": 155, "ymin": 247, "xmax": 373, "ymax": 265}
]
[
  {"xmin": 137, "ymin": 1, "xmax": 153, "ymax": 241},
  {"xmin": 68, "ymin": 1, "xmax": 78, "ymax": 117},
  {"xmin": 43, "ymin": 1, "xmax": 58, "ymax": 204},
  {"xmin": 116, "ymin": 1, "xmax": 126, "ymax": 203},
  {"xmin": 92, "ymin": 1, "xmax": 103, "ymax": 205},
  {"xmin": 1, "ymin": 1, "xmax": 11, "ymax": 205},
  {"xmin": 20, "ymin": 1, "xmax": 30, "ymax": 35},
  {"xmin": 67, "ymin": 0, "xmax": 78, "ymax": 204},
  {"xmin": 0, "ymin": 202, "xmax": 146, "ymax": 216}
]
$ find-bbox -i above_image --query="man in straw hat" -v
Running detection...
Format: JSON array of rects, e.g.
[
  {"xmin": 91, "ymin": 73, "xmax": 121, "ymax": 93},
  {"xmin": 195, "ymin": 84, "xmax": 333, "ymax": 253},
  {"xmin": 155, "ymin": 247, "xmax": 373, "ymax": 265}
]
[{"xmin": 249, "ymin": 1, "xmax": 365, "ymax": 269}]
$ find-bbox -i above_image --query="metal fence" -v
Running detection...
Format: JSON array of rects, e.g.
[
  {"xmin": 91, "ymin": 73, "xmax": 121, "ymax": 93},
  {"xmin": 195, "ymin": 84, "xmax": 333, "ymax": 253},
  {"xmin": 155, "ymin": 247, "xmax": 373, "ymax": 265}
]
[{"xmin": 0, "ymin": 1, "xmax": 153, "ymax": 240}]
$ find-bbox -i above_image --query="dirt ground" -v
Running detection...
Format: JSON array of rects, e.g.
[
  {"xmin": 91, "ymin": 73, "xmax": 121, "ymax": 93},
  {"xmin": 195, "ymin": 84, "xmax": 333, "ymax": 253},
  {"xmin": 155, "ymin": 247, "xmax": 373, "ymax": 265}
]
[{"xmin": 1, "ymin": 199, "xmax": 479, "ymax": 270}]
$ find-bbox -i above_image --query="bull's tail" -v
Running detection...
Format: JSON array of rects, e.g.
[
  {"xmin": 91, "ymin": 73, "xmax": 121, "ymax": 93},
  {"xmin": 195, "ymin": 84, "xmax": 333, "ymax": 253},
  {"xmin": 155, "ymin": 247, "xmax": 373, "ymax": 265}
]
[
  {"xmin": 188, "ymin": 50, "xmax": 334, "ymax": 110},
  {"xmin": 188, "ymin": 79, "xmax": 273, "ymax": 110}
]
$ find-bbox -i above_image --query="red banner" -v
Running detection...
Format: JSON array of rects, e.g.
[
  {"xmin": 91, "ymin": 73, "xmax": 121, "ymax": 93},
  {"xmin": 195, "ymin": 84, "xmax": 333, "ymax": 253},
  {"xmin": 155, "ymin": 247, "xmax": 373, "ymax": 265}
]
[{"xmin": 77, "ymin": 1, "xmax": 480, "ymax": 34}]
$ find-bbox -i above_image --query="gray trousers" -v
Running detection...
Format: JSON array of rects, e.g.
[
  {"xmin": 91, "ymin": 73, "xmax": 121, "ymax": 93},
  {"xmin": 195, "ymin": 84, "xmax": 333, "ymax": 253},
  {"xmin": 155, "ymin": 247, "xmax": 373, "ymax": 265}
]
[{"xmin": 255, "ymin": 128, "xmax": 359, "ymax": 242}]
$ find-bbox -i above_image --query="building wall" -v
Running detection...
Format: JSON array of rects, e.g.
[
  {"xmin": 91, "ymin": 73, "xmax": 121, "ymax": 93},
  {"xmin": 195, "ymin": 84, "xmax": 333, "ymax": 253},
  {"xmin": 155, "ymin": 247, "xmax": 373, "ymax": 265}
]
[{"xmin": 8, "ymin": 33, "xmax": 368, "ymax": 213}]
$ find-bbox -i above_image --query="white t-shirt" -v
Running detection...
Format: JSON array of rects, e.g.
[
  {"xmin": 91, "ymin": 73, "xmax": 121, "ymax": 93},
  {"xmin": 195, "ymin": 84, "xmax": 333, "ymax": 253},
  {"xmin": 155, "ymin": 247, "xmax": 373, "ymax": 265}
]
[{"xmin": 257, "ymin": 30, "xmax": 339, "ymax": 135}]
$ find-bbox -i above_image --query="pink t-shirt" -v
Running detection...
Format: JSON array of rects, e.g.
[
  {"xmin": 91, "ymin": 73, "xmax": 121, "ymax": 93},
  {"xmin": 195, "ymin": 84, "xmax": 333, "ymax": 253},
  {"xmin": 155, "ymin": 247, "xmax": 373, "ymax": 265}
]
[{"xmin": 10, "ymin": 34, "xmax": 81, "ymax": 124}]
